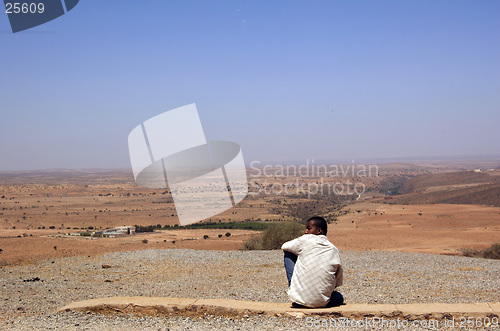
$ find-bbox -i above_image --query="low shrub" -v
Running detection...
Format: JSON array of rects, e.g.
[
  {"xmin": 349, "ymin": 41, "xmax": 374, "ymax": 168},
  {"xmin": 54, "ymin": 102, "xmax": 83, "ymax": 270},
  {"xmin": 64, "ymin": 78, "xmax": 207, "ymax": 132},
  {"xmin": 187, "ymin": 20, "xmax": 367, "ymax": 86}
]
[
  {"xmin": 481, "ymin": 243, "xmax": 500, "ymax": 259},
  {"xmin": 135, "ymin": 225, "xmax": 154, "ymax": 233},
  {"xmin": 176, "ymin": 220, "xmax": 271, "ymax": 231},
  {"xmin": 244, "ymin": 221, "xmax": 303, "ymax": 250},
  {"xmin": 461, "ymin": 243, "xmax": 500, "ymax": 260},
  {"xmin": 460, "ymin": 247, "xmax": 480, "ymax": 258}
]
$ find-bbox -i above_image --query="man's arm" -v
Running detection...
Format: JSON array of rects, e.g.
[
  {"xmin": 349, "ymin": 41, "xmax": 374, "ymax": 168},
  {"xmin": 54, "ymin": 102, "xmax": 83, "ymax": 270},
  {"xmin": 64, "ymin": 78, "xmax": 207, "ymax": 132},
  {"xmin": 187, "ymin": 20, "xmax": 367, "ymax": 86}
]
[{"xmin": 281, "ymin": 235, "xmax": 302, "ymax": 255}]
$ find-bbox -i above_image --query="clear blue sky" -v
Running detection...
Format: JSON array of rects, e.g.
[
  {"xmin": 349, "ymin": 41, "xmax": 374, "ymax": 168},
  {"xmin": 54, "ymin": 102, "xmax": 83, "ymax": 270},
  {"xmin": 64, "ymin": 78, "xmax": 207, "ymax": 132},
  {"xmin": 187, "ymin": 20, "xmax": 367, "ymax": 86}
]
[{"xmin": 1, "ymin": 1, "xmax": 499, "ymax": 171}]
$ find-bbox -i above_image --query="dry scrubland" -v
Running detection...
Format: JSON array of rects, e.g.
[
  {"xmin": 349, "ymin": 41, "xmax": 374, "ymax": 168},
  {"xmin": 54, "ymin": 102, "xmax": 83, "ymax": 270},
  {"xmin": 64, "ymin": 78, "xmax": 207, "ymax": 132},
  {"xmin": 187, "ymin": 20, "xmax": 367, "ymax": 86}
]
[
  {"xmin": 0, "ymin": 163, "xmax": 499, "ymax": 264},
  {"xmin": 0, "ymin": 163, "xmax": 499, "ymax": 329}
]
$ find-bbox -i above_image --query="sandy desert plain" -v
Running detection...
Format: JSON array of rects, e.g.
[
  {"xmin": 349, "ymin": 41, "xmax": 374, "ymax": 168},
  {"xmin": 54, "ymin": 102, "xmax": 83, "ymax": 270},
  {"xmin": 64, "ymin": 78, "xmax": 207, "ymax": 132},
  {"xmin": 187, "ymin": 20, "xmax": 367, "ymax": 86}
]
[
  {"xmin": 0, "ymin": 160, "xmax": 500, "ymax": 329},
  {"xmin": 0, "ymin": 160, "xmax": 499, "ymax": 265}
]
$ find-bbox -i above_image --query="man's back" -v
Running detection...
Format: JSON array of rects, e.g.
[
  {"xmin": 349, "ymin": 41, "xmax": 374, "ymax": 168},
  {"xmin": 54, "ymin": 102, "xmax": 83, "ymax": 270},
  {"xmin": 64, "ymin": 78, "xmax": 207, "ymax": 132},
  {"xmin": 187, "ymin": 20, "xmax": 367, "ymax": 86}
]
[{"xmin": 282, "ymin": 234, "xmax": 343, "ymax": 308}]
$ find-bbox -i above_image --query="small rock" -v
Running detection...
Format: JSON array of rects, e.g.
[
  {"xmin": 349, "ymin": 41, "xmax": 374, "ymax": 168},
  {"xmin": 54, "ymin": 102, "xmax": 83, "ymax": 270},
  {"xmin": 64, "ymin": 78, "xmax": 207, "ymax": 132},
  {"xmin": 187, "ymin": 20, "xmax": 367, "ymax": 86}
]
[{"xmin": 286, "ymin": 311, "xmax": 305, "ymax": 318}]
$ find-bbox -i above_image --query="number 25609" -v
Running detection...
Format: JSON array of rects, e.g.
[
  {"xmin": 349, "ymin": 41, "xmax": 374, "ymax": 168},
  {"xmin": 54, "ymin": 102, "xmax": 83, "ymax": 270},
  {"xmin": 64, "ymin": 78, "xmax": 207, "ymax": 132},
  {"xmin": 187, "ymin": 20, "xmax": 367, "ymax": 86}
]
[{"xmin": 5, "ymin": 3, "xmax": 45, "ymax": 14}]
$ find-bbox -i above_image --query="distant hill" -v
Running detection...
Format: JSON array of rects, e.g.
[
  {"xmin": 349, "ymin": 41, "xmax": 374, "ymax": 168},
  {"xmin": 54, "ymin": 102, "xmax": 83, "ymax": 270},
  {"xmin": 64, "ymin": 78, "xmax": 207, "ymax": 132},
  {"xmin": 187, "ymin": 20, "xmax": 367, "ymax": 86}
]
[
  {"xmin": 400, "ymin": 171, "xmax": 495, "ymax": 193},
  {"xmin": 392, "ymin": 171, "xmax": 500, "ymax": 207},
  {"xmin": 0, "ymin": 169, "xmax": 134, "ymax": 185}
]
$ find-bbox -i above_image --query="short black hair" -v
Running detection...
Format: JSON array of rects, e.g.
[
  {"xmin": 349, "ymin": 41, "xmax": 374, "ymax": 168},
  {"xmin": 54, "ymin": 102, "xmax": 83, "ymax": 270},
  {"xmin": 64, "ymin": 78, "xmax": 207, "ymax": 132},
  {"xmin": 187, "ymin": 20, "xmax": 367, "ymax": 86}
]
[{"xmin": 308, "ymin": 216, "xmax": 328, "ymax": 235}]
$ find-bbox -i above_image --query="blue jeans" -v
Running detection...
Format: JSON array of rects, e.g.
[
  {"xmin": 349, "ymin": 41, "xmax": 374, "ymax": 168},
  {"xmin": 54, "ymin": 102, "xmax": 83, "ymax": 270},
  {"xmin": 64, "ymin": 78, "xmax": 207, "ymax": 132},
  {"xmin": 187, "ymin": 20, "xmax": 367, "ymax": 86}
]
[
  {"xmin": 284, "ymin": 251, "xmax": 297, "ymax": 287},
  {"xmin": 284, "ymin": 251, "xmax": 344, "ymax": 307}
]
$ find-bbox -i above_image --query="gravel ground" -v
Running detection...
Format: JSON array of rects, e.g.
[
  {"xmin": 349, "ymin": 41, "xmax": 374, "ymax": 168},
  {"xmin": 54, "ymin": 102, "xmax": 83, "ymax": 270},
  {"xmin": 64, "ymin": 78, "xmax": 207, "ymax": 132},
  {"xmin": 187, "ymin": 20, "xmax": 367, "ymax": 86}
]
[{"xmin": 0, "ymin": 249, "xmax": 499, "ymax": 330}]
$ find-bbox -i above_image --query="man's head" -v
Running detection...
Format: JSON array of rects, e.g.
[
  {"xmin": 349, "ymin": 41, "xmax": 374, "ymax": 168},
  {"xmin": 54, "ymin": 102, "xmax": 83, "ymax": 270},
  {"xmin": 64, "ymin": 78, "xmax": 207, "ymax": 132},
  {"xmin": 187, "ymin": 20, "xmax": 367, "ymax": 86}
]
[{"xmin": 304, "ymin": 216, "xmax": 328, "ymax": 236}]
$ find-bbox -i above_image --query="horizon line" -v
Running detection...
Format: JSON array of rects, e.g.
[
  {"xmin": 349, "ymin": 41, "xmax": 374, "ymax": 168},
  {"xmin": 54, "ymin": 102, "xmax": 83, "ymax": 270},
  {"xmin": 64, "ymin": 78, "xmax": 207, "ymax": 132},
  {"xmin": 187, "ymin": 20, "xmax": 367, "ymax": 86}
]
[{"xmin": 0, "ymin": 153, "xmax": 499, "ymax": 173}]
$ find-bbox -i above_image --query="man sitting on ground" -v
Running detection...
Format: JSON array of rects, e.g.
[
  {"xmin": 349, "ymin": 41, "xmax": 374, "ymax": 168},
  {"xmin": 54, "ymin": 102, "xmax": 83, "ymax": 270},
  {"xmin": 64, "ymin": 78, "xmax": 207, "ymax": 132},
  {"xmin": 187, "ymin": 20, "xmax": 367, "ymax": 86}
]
[{"xmin": 281, "ymin": 216, "xmax": 344, "ymax": 308}]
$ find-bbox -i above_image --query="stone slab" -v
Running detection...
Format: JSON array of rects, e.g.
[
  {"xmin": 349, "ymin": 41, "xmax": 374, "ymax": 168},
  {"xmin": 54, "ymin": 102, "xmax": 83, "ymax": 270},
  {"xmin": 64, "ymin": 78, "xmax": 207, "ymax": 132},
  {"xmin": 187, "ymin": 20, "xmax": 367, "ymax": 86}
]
[
  {"xmin": 57, "ymin": 297, "xmax": 500, "ymax": 320},
  {"xmin": 487, "ymin": 302, "xmax": 500, "ymax": 314},
  {"xmin": 59, "ymin": 296, "xmax": 198, "ymax": 312}
]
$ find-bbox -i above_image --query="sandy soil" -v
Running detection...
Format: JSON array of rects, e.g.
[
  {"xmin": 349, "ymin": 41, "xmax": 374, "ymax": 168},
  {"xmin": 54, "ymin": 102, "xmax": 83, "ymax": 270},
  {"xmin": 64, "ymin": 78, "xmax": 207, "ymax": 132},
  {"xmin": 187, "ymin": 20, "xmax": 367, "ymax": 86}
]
[
  {"xmin": 1, "ymin": 167, "xmax": 499, "ymax": 265},
  {"xmin": 0, "ymin": 229, "xmax": 256, "ymax": 265},
  {"xmin": 330, "ymin": 203, "xmax": 500, "ymax": 254},
  {"xmin": 1, "ymin": 202, "xmax": 499, "ymax": 265}
]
